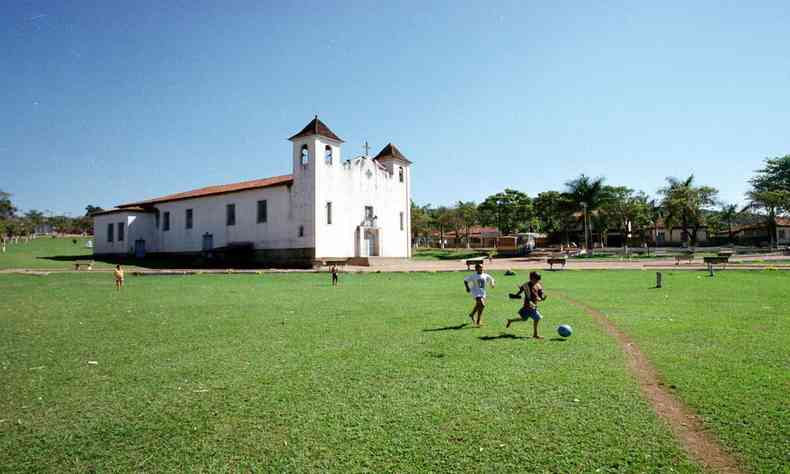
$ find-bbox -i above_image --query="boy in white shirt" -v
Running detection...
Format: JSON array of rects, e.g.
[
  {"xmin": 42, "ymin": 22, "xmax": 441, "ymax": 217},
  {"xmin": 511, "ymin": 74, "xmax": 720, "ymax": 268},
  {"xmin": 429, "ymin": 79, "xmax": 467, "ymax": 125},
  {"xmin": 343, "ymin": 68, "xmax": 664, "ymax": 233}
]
[{"xmin": 464, "ymin": 263, "xmax": 496, "ymax": 326}]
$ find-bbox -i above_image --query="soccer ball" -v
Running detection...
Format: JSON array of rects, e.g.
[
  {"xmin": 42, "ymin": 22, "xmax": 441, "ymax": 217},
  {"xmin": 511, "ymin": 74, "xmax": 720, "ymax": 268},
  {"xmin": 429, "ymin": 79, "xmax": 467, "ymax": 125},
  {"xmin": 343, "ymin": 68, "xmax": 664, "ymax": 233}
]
[{"xmin": 557, "ymin": 324, "xmax": 573, "ymax": 338}]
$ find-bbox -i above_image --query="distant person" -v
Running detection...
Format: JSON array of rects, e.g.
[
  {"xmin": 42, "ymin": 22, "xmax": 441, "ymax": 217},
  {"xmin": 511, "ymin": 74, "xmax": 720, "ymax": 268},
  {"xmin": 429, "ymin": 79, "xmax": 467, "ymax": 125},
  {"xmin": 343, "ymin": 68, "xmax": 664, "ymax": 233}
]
[
  {"xmin": 506, "ymin": 271, "xmax": 547, "ymax": 339},
  {"xmin": 330, "ymin": 264, "xmax": 339, "ymax": 286},
  {"xmin": 1, "ymin": 239, "xmax": 5, "ymax": 254},
  {"xmin": 464, "ymin": 263, "xmax": 495, "ymax": 326},
  {"xmin": 114, "ymin": 265, "xmax": 125, "ymax": 291}
]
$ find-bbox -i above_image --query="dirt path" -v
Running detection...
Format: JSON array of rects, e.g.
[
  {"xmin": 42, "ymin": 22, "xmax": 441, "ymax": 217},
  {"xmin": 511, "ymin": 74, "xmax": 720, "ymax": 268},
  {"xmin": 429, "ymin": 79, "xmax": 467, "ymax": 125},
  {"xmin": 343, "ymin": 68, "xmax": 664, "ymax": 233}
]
[{"xmin": 556, "ymin": 293, "xmax": 745, "ymax": 474}]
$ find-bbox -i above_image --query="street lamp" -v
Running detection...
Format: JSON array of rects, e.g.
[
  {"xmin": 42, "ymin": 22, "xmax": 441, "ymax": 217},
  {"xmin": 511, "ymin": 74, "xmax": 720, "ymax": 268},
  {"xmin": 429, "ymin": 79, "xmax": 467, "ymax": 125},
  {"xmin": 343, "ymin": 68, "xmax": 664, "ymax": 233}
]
[{"xmin": 581, "ymin": 202, "xmax": 589, "ymax": 254}]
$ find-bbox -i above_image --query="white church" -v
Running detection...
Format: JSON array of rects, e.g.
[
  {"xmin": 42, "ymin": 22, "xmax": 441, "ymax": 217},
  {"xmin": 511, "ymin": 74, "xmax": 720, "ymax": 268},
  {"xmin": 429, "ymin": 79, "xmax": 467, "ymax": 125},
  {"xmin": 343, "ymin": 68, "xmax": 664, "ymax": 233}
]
[{"xmin": 92, "ymin": 117, "xmax": 412, "ymax": 267}]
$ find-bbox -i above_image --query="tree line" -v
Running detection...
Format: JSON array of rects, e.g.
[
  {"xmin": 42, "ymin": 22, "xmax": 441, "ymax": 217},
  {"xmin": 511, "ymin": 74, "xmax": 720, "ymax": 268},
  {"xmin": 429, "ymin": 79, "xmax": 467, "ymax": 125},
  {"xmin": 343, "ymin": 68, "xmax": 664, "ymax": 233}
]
[
  {"xmin": 0, "ymin": 192, "xmax": 102, "ymax": 238},
  {"xmin": 412, "ymin": 155, "xmax": 790, "ymax": 249}
]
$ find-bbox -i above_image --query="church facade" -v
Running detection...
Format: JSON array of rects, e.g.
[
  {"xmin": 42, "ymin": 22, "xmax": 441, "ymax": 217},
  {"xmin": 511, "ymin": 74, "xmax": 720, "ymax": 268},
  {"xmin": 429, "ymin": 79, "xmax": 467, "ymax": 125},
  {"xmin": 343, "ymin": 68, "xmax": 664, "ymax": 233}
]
[{"xmin": 92, "ymin": 117, "xmax": 412, "ymax": 266}]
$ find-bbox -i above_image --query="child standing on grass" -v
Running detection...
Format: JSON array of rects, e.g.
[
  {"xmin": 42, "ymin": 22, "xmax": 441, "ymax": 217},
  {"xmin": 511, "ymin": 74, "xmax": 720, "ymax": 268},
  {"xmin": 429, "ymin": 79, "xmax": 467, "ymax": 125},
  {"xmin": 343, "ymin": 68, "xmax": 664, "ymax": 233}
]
[
  {"xmin": 330, "ymin": 264, "xmax": 339, "ymax": 286},
  {"xmin": 114, "ymin": 264, "xmax": 124, "ymax": 291},
  {"xmin": 506, "ymin": 271, "xmax": 547, "ymax": 339},
  {"xmin": 464, "ymin": 263, "xmax": 495, "ymax": 326}
]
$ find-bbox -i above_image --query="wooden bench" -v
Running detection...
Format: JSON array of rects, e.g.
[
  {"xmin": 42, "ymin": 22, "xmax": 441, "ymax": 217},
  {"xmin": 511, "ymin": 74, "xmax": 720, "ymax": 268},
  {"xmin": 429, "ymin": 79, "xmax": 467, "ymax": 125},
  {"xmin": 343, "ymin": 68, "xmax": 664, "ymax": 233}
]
[
  {"xmin": 717, "ymin": 250, "xmax": 735, "ymax": 258},
  {"xmin": 74, "ymin": 260, "xmax": 94, "ymax": 271},
  {"xmin": 313, "ymin": 258, "xmax": 350, "ymax": 269},
  {"xmin": 674, "ymin": 253, "xmax": 695, "ymax": 265},
  {"xmin": 547, "ymin": 257, "xmax": 566, "ymax": 270},
  {"xmin": 466, "ymin": 257, "xmax": 486, "ymax": 270}
]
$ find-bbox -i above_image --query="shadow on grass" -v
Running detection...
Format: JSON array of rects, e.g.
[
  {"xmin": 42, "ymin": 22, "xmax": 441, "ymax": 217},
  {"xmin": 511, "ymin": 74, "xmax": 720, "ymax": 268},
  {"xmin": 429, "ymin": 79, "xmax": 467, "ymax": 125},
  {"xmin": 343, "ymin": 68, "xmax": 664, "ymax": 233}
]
[
  {"xmin": 478, "ymin": 333, "xmax": 529, "ymax": 341},
  {"xmin": 478, "ymin": 334, "xmax": 569, "ymax": 342},
  {"xmin": 423, "ymin": 323, "xmax": 472, "ymax": 332}
]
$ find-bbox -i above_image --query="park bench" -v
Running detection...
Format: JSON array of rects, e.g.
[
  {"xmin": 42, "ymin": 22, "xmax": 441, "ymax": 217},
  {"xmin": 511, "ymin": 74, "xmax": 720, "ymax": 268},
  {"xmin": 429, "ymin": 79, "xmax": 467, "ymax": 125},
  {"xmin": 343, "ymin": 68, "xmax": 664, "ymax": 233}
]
[
  {"xmin": 74, "ymin": 260, "xmax": 94, "ymax": 271},
  {"xmin": 465, "ymin": 257, "xmax": 486, "ymax": 270},
  {"xmin": 313, "ymin": 258, "xmax": 350, "ymax": 269},
  {"xmin": 717, "ymin": 250, "xmax": 735, "ymax": 258},
  {"xmin": 674, "ymin": 252, "xmax": 695, "ymax": 265},
  {"xmin": 547, "ymin": 257, "xmax": 567, "ymax": 270}
]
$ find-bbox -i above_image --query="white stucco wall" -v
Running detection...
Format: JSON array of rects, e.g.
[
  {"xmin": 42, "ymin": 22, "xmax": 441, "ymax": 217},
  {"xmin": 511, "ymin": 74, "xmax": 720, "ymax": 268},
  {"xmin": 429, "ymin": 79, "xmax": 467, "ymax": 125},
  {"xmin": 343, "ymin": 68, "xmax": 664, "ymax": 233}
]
[
  {"xmin": 93, "ymin": 130, "xmax": 412, "ymax": 260},
  {"xmin": 93, "ymin": 212, "xmax": 155, "ymax": 255},
  {"xmin": 145, "ymin": 184, "xmax": 309, "ymax": 253},
  {"xmin": 312, "ymin": 140, "xmax": 411, "ymax": 259}
]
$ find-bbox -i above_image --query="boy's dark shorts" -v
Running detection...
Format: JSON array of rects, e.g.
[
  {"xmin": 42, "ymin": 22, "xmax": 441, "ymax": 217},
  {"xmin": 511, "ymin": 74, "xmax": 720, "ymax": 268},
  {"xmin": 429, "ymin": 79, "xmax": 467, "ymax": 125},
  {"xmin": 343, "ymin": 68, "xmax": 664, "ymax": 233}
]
[{"xmin": 518, "ymin": 306, "xmax": 542, "ymax": 321}]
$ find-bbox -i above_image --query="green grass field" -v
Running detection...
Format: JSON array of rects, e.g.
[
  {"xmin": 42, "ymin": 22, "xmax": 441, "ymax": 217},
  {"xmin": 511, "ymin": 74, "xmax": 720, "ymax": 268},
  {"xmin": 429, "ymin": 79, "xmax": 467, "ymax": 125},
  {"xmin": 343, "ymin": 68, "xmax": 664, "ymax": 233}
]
[
  {"xmin": 0, "ymin": 237, "xmax": 99, "ymax": 270},
  {"xmin": 1, "ymin": 270, "xmax": 787, "ymax": 472}
]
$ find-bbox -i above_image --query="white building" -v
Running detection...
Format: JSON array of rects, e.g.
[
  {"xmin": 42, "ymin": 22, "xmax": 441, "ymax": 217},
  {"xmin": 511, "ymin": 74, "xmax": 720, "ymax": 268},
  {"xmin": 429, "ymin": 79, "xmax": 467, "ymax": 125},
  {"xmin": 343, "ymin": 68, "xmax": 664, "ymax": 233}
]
[{"xmin": 92, "ymin": 117, "xmax": 412, "ymax": 266}]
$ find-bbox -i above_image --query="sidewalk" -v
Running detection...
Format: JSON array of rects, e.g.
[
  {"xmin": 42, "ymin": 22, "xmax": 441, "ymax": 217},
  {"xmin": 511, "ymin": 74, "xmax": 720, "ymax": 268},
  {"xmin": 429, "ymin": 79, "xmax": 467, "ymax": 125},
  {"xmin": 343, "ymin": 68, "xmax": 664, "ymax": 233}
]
[{"xmin": 2, "ymin": 255, "xmax": 788, "ymax": 276}]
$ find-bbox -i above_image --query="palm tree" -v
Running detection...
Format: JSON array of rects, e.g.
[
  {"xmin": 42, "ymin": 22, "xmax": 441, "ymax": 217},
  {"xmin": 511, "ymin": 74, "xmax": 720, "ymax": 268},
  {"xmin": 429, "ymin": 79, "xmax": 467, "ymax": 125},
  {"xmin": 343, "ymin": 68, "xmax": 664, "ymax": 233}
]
[
  {"xmin": 658, "ymin": 175, "xmax": 718, "ymax": 247},
  {"xmin": 563, "ymin": 175, "xmax": 608, "ymax": 251},
  {"xmin": 719, "ymin": 204, "xmax": 739, "ymax": 243}
]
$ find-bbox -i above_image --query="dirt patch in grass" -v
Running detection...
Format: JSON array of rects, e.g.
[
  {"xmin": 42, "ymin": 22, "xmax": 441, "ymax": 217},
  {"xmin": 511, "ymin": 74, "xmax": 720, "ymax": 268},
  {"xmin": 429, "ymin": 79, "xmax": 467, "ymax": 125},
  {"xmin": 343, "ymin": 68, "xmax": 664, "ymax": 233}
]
[{"xmin": 556, "ymin": 292, "xmax": 745, "ymax": 474}]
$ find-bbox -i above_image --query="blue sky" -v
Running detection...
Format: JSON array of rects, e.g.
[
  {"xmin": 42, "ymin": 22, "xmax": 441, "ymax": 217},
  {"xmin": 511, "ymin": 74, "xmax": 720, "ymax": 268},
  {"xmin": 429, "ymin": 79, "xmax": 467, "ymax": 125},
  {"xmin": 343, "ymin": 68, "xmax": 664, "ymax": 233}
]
[{"xmin": 2, "ymin": 1, "xmax": 789, "ymax": 216}]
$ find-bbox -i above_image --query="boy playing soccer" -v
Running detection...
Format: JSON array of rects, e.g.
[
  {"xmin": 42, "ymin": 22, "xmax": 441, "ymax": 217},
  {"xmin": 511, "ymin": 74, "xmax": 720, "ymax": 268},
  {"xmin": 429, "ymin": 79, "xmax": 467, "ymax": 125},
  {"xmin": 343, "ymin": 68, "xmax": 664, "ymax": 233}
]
[
  {"xmin": 464, "ymin": 263, "xmax": 495, "ymax": 326},
  {"xmin": 114, "ymin": 264, "xmax": 124, "ymax": 291},
  {"xmin": 506, "ymin": 271, "xmax": 547, "ymax": 338},
  {"xmin": 330, "ymin": 264, "xmax": 339, "ymax": 287}
]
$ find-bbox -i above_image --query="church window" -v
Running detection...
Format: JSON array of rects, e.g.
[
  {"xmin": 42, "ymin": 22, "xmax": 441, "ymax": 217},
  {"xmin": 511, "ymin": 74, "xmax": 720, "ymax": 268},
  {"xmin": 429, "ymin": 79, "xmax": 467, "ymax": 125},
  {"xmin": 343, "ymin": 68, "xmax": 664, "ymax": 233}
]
[
  {"xmin": 163, "ymin": 212, "xmax": 170, "ymax": 231},
  {"xmin": 325, "ymin": 145, "xmax": 333, "ymax": 165},
  {"xmin": 298, "ymin": 225, "xmax": 304, "ymax": 237},
  {"xmin": 107, "ymin": 223, "xmax": 114, "ymax": 242},
  {"xmin": 326, "ymin": 202, "xmax": 332, "ymax": 225},
  {"xmin": 400, "ymin": 212, "xmax": 404, "ymax": 231},
  {"xmin": 185, "ymin": 209, "xmax": 193, "ymax": 229},
  {"xmin": 399, "ymin": 166, "xmax": 404, "ymax": 182},
  {"xmin": 257, "ymin": 200, "xmax": 267, "ymax": 223},
  {"xmin": 301, "ymin": 144, "xmax": 309, "ymax": 166},
  {"xmin": 117, "ymin": 222, "xmax": 125, "ymax": 241},
  {"xmin": 226, "ymin": 204, "xmax": 236, "ymax": 226}
]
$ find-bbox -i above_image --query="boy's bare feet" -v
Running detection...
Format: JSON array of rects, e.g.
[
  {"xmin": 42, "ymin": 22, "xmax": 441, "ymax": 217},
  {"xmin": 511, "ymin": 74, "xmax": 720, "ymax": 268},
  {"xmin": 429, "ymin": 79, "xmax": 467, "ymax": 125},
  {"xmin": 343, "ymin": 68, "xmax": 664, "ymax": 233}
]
[
  {"xmin": 469, "ymin": 314, "xmax": 475, "ymax": 325},
  {"xmin": 505, "ymin": 320, "xmax": 512, "ymax": 328},
  {"xmin": 533, "ymin": 335, "xmax": 544, "ymax": 339}
]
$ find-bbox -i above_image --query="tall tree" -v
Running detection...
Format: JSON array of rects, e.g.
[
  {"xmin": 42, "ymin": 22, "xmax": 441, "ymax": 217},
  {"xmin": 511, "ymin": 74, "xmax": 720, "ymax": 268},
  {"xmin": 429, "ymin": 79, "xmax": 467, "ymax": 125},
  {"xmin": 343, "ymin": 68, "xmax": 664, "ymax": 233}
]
[
  {"xmin": 477, "ymin": 189, "xmax": 532, "ymax": 236},
  {"xmin": 563, "ymin": 175, "xmax": 609, "ymax": 250},
  {"xmin": 743, "ymin": 190, "xmax": 788, "ymax": 248},
  {"xmin": 533, "ymin": 191, "xmax": 568, "ymax": 234},
  {"xmin": 745, "ymin": 155, "xmax": 790, "ymax": 248},
  {"xmin": 658, "ymin": 175, "xmax": 719, "ymax": 246},
  {"xmin": 0, "ymin": 190, "xmax": 16, "ymax": 220},
  {"xmin": 24, "ymin": 210, "xmax": 45, "ymax": 228},
  {"xmin": 85, "ymin": 205, "xmax": 104, "ymax": 216},
  {"xmin": 410, "ymin": 201, "xmax": 433, "ymax": 247},
  {"xmin": 455, "ymin": 201, "xmax": 478, "ymax": 248},
  {"xmin": 431, "ymin": 206, "xmax": 454, "ymax": 249}
]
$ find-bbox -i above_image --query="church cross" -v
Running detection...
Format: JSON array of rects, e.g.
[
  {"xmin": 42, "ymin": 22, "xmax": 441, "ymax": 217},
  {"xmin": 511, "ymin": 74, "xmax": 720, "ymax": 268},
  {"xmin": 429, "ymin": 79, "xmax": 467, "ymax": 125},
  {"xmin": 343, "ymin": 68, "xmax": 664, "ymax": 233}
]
[{"xmin": 363, "ymin": 141, "xmax": 371, "ymax": 156}]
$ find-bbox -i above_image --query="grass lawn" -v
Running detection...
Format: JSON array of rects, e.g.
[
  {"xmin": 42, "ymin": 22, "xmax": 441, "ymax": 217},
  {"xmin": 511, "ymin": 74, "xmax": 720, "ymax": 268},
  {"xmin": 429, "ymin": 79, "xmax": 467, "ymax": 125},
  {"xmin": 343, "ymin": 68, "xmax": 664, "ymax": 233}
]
[
  {"xmin": 413, "ymin": 248, "xmax": 492, "ymax": 260},
  {"xmin": 0, "ymin": 237, "xmax": 103, "ymax": 270},
  {"xmin": 554, "ymin": 270, "xmax": 790, "ymax": 474},
  {"xmin": 1, "ymin": 272, "xmax": 701, "ymax": 473}
]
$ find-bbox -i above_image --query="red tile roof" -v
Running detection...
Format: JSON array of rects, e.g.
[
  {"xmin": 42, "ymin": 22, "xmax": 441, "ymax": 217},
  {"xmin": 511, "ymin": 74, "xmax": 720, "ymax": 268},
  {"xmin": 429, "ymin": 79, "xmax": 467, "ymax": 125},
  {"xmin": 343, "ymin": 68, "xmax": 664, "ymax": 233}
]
[
  {"xmin": 288, "ymin": 116, "xmax": 344, "ymax": 143},
  {"xmin": 373, "ymin": 143, "xmax": 412, "ymax": 164},
  {"xmin": 117, "ymin": 175, "xmax": 294, "ymax": 208}
]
